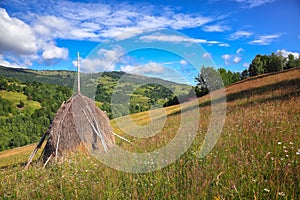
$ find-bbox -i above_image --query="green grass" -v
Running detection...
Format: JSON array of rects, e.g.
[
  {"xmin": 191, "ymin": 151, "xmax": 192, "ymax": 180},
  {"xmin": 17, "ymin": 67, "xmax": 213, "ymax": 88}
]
[
  {"xmin": 0, "ymin": 91, "xmax": 41, "ymax": 115},
  {"xmin": 0, "ymin": 68, "xmax": 299, "ymax": 199}
]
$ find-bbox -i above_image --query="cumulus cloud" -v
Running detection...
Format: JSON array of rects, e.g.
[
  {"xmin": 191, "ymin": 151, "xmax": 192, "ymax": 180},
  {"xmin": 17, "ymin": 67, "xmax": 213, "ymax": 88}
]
[
  {"xmin": 221, "ymin": 48, "xmax": 244, "ymax": 65},
  {"xmin": 233, "ymin": 56, "xmax": 242, "ymax": 63},
  {"xmin": 1, "ymin": 0, "xmax": 230, "ymax": 68},
  {"xmin": 249, "ymin": 34, "xmax": 281, "ymax": 45},
  {"xmin": 42, "ymin": 44, "xmax": 68, "ymax": 60},
  {"xmin": 202, "ymin": 52, "xmax": 212, "ymax": 59},
  {"xmin": 120, "ymin": 62, "xmax": 165, "ymax": 75},
  {"xmin": 179, "ymin": 59, "xmax": 188, "ymax": 65},
  {"xmin": 230, "ymin": 31, "xmax": 253, "ymax": 40},
  {"xmin": 277, "ymin": 49, "xmax": 300, "ymax": 58},
  {"xmin": 0, "ymin": 8, "xmax": 38, "ymax": 55},
  {"xmin": 76, "ymin": 46, "xmax": 124, "ymax": 72},
  {"xmin": 222, "ymin": 54, "xmax": 231, "ymax": 65},
  {"xmin": 0, "ymin": 8, "xmax": 73, "ymax": 67}
]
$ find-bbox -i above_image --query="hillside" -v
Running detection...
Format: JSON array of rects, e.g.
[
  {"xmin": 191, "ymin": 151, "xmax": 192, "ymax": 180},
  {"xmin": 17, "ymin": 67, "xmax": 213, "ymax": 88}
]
[
  {"xmin": 0, "ymin": 65, "xmax": 191, "ymax": 118},
  {"xmin": 0, "ymin": 67, "xmax": 299, "ymax": 199}
]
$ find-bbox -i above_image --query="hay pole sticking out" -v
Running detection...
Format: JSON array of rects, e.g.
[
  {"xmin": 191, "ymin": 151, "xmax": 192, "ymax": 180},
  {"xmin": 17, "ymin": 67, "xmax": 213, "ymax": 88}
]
[
  {"xmin": 43, "ymin": 153, "xmax": 53, "ymax": 168},
  {"xmin": 81, "ymin": 109, "xmax": 108, "ymax": 152},
  {"xmin": 111, "ymin": 131, "xmax": 132, "ymax": 144},
  {"xmin": 82, "ymin": 95, "xmax": 102, "ymax": 133},
  {"xmin": 55, "ymin": 132, "xmax": 61, "ymax": 161},
  {"xmin": 24, "ymin": 132, "xmax": 47, "ymax": 169}
]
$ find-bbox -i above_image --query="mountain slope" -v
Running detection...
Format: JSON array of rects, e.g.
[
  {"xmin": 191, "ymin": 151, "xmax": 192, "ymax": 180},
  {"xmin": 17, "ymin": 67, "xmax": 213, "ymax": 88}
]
[
  {"xmin": 0, "ymin": 65, "xmax": 191, "ymax": 117},
  {"xmin": 0, "ymin": 67, "xmax": 299, "ymax": 199}
]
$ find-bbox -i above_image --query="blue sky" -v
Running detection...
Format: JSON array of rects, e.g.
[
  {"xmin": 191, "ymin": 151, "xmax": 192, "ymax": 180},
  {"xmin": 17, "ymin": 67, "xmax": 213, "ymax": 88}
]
[{"xmin": 0, "ymin": 0, "xmax": 299, "ymax": 84}]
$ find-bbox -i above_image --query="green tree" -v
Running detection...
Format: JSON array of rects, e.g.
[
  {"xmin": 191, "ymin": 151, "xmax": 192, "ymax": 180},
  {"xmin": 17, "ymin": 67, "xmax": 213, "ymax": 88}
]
[
  {"xmin": 0, "ymin": 78, "xmax": 8, "ymax": 90},
  {"xmin": 195, "ymin": 67, "xmax": 224, "ymax": 91},
  {"xmin": 285, "ymin": 54, "xmax": 296, "ymax": 69},
  {"xmin": 264, "ymin": 52, "xmax": 284, "ymax": 73},
  {"xmin": 249, "ymin": 55, "xmax": 264, "ymax": 76},
  {"xmin": 241, "ymin": 69, "xmax": 249, "ymax": 79}
]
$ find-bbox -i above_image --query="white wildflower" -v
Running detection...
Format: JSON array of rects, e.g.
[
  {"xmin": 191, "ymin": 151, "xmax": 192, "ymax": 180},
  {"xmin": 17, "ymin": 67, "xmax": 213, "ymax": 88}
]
[
  {"xmin": 278, "ymin": 192, "xmax": 285, "ymax": 196},
  {"xmin": 264, "ymin": 188, "xmax": 270, "ymax": 192}
]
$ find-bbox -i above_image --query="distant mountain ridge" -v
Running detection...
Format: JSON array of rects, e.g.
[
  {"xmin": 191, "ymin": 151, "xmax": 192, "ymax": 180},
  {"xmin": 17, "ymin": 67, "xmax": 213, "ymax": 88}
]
[{"xmin": 0, "ymin": 65, "xmax": 188, "ymax": 89}]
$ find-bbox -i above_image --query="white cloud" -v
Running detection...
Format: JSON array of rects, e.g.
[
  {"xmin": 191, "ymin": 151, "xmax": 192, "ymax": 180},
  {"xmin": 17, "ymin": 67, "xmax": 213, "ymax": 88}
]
[
  {"xmin": 249, "ymin": 34, "xmax": 281, "ymax": 45},
  {"xmin": 0, "ymin": 8, "xmax": 38, "ymax": 55},
  {"xmin": 120, "ymin": 62, "xmax": 165, "ymax": 75},
  {"xmin": 140, "ymin": 33, "xmax": 228, "ymax": 47},
  {"xmin": 76, "ymin": 46, "xmax": 124, "ymax": 72},
  {"xmin": 222, "ymin": 48, "xmax": 244, "ymax": 65},
  {"xmin": 42, "ymin": 44, "xmax": 68, "ymax": 60},
  {"xmin": 202, "ymin": 52, "xmax": 212, "ymax": 59},
  {"xmin": 276, "ymin": 49, "xmax": 300, "ymax": 58},
  {"xmin": 222, "ymin": 54, "xmax": 231, "ymax": 65},
  {"xmin": 180, "ymin": 59, "xmax": 188, "ymax": 65},
  {"xmin": 236, "ymin": 48, "xmax": 244, "ymax": 55},
  {"xmin": 219, "ymin": 43, "xmax": 230, "ymax": 47},
  {"xmin": 233, "ymin": 56, "xmax": 242, "ymax": 63},
  {"xmin": 202, "ymin": 24, "xmax": 230, "ymax": 32},
  {"xmin": 0, "ymin": 0, "xmax": 228, "ymax": 69},
  {"xmin": 243, "ymin": 62, "xmax": 250, "ymax": 68},
  {"xmin": 140, "ymin": 33, "xmax": 208, "ymax": 44},
  {"xmin": 234, "ymin": 0, "xmax": 276, "ymax": 8},
  {"xmin": 230, "ymin": 31, "xmax": 253, "ymax": 40},
  {"xmin": 170, "ymin": 14, "xmax": 213, "ymax": 29}
]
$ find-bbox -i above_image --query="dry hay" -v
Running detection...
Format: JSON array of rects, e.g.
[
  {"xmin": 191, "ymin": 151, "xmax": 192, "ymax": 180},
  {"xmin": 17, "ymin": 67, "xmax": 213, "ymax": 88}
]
[{"xmin": 25, "ymin": 93, "xmax": 115, "ymax": 168}]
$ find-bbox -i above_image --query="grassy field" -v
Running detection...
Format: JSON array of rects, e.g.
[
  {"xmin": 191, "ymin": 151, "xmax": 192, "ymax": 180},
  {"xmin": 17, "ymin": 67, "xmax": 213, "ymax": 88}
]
[
  {"xmin": 0, "ymin": 68, "xmax": 299, "ymax": 199},
  {"xmin": 0, "ymin": 91, "xmax": 41, "ymax": 115}
]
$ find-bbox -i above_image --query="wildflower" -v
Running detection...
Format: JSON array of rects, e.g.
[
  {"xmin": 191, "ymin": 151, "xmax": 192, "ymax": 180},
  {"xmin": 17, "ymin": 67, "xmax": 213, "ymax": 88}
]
[
  {"xmin": 278, "ymin": 192, "xmax": 285, "ymax": 196},
  {"xmin": 296, "ymin": 152, "xmax": 300, "ymax": 155},
  {"xmin": 283, "ymin": 146, "xmax": 286, "ymax": 149},
  {"xmin": 289, "ymin": 142, "xmax": 294, "ymax": 145},
  {"xmin": 277, "ymin": 142, "xmax": 282, "ymax": 145},
  {"xmin": 264, "ymin": 188, "xmax": 270, "ymax": 192},
  {"xmin": 286, "ymin": 154, "xmax": 289, "ymax": 158}
]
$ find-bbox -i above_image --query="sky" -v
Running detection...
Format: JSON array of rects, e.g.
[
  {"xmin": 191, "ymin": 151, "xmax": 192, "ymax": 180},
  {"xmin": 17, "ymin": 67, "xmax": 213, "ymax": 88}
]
[{"xmin": 0, "ymin": 0, "xmax": 299, "ymax": 84}]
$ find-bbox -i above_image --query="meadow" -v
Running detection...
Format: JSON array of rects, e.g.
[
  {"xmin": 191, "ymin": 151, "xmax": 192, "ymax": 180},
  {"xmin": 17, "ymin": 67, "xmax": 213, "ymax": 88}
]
[{"xmin": 0, "ymin": 68, "xmax": 299, "ymax": 199}]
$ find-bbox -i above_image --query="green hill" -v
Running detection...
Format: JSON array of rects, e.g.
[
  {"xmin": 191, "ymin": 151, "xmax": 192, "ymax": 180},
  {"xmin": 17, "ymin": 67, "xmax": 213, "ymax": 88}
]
[
  {"xmin": 0, "ymin": 66, "xmax": 191, "ymax": 151},
  {"xmin": 0, "ymin": 67, "xmax": 299, "ymax": 199},
  {"xmin": 0, "ymin": 65, "xmax": 191, "ymax": 118}
]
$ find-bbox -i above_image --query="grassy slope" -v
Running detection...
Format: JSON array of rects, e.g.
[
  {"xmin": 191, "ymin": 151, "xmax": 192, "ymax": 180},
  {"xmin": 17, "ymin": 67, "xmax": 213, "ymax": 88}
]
[
  {"xmin": 0, "ymin": 91, "xmax": 41, "ymax": 115},
  {"xmin": 0, "ymin": 68, "xmax": 299, "ymax": 199}
]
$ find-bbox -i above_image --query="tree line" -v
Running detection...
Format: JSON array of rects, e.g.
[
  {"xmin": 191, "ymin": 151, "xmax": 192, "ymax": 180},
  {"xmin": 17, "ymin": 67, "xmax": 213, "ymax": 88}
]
[
  {"xmin": 0, "ymin": 76, "xmax": 72, "ymax": 151},
  {"xmin": 242, "ymin": 52, "xmax": 300, "ymax": 78},
  {"xmin": 165, "ymin": 52, "xmax": 299, "ymax": 107}
]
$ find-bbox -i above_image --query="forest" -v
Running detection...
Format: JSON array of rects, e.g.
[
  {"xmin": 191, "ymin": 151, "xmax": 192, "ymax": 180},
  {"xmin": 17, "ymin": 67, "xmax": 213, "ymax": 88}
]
[{"xmin": 0, "ymin": 77, "xmax": 72, "ymax": 150}]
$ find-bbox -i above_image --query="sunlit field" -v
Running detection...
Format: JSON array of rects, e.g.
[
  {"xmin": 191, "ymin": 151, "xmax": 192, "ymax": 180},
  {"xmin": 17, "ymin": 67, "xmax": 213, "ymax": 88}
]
[{"xmin": 0, "ymin": 68, "xmax": 299, "ymax": 199}]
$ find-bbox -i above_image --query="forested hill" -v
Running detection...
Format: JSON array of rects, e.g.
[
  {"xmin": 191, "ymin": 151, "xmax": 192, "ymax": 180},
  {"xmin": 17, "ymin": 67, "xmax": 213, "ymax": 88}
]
[
  {"xmin": 0, "ymin": 65, "xmax": 76, "ymax": 88},
  {"xmin": 0, "ymin": 66, "xmax": 191, "ymax": 151}
]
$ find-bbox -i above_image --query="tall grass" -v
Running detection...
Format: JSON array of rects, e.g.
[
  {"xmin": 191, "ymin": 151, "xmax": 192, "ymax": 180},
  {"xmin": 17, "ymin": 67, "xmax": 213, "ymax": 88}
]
[{"xmin": 0, "ymin": 68, "xmax": 299, "ymax": 199}]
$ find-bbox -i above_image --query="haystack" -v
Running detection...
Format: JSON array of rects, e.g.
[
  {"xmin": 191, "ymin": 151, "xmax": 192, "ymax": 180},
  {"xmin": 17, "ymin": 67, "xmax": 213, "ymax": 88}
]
[
  {"xmin": 25, "ymin": 52, "xmax": 115, "ymax": 168},
  {"xmin": 25, "ymin": 93, "xmax": 115, "ymax": 168}
]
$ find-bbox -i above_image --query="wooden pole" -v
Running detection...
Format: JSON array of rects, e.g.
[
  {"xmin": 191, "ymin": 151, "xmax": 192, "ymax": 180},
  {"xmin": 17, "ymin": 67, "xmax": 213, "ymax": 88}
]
[
  {"xmin": 24, "ymin": 132, "xmax": 47, "ymax": 169},
  {"xmin": 77, "ymin": 52, "xmax": 80, "ymax": 94}
]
